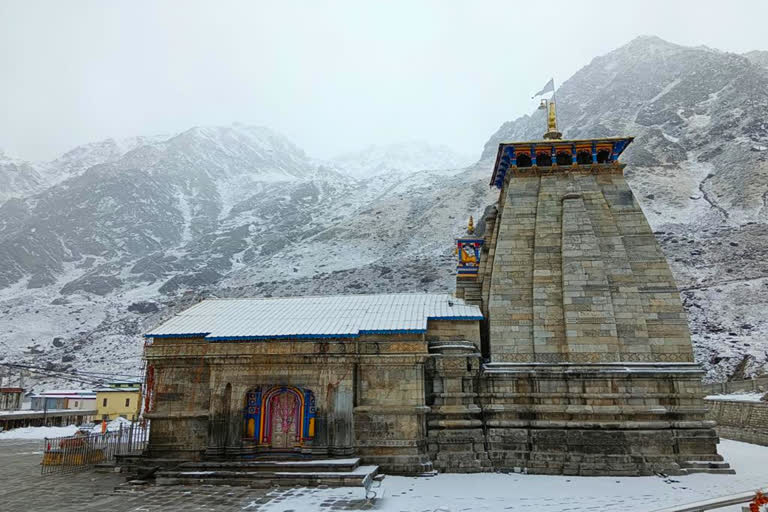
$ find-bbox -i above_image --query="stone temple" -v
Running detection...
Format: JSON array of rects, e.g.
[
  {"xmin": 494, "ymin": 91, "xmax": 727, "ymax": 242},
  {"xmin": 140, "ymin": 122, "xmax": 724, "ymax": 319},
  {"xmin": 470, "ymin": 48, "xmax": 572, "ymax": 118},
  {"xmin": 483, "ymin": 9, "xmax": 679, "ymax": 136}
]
[{"xmin": 143, "ymin": 100, "xmax": 727, "ymax": 476}]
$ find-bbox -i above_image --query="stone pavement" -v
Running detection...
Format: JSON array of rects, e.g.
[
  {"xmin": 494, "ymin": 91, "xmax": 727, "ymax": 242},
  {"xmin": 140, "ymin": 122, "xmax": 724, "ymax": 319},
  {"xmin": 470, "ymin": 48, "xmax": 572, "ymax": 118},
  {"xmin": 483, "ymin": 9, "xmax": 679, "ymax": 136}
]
[{"xmin": 0, "ymin": 439, "xmax": 372, "ymax": 512}]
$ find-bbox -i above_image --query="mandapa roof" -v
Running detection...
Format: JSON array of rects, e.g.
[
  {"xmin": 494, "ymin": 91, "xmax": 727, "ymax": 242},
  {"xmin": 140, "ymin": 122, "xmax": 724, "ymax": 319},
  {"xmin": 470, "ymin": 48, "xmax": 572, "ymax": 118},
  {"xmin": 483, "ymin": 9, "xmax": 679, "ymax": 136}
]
[{"xmin": 146, "ymin": 293, "xmax": 483, "ymax": 341}]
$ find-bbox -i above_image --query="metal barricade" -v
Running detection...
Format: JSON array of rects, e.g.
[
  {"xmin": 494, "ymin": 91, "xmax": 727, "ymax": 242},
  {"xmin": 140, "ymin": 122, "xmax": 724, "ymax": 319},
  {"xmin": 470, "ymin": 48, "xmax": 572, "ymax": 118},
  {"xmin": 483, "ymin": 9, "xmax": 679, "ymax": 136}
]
[{"xmin": 41, "ymin": 420, "xmax": 149, "ymax": 475}]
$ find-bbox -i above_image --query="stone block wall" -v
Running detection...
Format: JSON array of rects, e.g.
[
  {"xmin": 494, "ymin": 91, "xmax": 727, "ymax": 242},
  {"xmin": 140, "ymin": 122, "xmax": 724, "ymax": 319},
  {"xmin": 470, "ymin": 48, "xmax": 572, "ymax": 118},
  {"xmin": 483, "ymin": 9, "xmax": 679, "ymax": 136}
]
[
  {"xmin": 426, "ymin": 320, "xmax": 481, "ymax": 347},
  {"xmin": 479, "ymin": 363, "xmax": 722, "ymax": 475},
  {"xmin": 355, "ymin": 358, "xmax": 432, "ymax": 473},
  {"xmin": 702, "ymin": 376, "xmax": 768, "ymax": 395},
  {"xmin": 483, "ymin": 166, "xmax": 693, "ymax": 363},
  {"xmin": 145, "ymin": 352, "xmax": 211, "ymax": 459},
  {"xmin": 706, "ymin": 399, "xmax": 768, "ymax": 446},
  {"xmin": 425, "ymin": 341, "xmax": 489, "ymax": 473},
  {"xmin": 144, "ymin": 326, "xmax": 479, "ymax": 473}
]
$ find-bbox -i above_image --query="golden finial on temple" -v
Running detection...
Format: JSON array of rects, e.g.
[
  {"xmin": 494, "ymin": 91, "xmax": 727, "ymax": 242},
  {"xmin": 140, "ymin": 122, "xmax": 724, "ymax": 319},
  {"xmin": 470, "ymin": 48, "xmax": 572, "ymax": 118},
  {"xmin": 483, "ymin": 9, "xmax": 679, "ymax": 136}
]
[
  {"xmin": 467, "ymin": 215, "xmax": 475, "ymax": 234},
  {"xmin": 533, "ymin": 78, "xmax": 562, "ymax": 140},
  {"xmin": 543, "ymin": 100, "xmax": 562, "ymax": 140}
]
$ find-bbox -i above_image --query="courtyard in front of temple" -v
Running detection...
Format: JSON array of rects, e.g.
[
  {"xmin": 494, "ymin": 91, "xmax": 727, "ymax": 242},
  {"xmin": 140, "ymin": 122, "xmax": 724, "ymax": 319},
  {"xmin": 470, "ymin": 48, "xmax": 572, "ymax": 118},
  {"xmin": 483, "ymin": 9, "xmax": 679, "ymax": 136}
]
[{"xmin": 0, "ymin": 436, "xmax": 765, "ymax": 512}]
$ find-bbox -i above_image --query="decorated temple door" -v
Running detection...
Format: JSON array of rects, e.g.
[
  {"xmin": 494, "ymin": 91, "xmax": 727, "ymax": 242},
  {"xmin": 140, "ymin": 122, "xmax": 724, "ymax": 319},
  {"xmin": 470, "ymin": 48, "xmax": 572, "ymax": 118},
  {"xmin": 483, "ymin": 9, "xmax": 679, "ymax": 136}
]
[
  {"xmin": 243, "ymin": 386, "xmax": 316, "ymax": 449},
  {"xmin": 269, "ymin": 391, "xmax": 299, "ymax": 449}
]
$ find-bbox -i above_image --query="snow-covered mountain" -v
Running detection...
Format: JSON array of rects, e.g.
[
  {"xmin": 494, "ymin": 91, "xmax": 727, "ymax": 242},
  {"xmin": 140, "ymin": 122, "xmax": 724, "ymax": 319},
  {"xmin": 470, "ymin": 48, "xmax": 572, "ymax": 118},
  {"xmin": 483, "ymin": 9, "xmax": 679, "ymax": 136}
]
[
  {"xmin": 331, "ymin": 141, "xmax": 474, "ymax": 177},
  {"xmin": 0, "ymin": 123, "xmax": 490, "ymax": 389},
  {"xmin": 0, "ymin": 150, "xmax": 48, "ymax": 203},
  {"xmin": 744, "ymin": 50, "xmax": 768, "ymax": 69},
  {"xmin": 0, "ymin": 135, "xmax": 173, "ymax": 203},
  {"xmin": 1, "ymin": 36, "xmax": 767, "ymax": 389}
]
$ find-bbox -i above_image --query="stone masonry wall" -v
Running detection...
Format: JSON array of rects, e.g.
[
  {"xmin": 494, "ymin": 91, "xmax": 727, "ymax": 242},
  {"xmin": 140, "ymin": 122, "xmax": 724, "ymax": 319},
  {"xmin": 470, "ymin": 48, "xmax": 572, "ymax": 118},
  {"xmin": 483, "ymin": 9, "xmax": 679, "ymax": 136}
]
[
  {"xmin": 144, "ymin": 320, "xmax": 481, "ymax": 473},
  {"xmin": 472, "ymin": 159, "xmax": 722, "ymax": 475},
  {"xmin": 702, "ymin": 376, "xmax": 768, "ymax": 395},
  {"xmin": 426, "ymin": 320, "xmax": 481, "ymax": 347},
  {"xmin": 705, "ymin": 399, "xmax": 768, "ymax": 446},
  {"xmin": 486, "ymin": 165, "xmax": 693, "ymax": 363}
]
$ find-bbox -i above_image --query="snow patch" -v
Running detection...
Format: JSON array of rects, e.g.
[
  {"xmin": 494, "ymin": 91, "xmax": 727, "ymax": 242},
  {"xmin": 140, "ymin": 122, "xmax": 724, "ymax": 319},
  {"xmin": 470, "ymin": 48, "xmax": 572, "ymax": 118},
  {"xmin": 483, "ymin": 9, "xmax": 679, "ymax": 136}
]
[
  {"xmin": 705, "ymin": 392, "xmax": 765, "ymax": 402},
  {"xmin": 252, "ymin": 440, "xmax": 768, "ymax": 512},
  {"xmin": 0, "ymin": 425, "xmax": 79, "ymax": 440}
]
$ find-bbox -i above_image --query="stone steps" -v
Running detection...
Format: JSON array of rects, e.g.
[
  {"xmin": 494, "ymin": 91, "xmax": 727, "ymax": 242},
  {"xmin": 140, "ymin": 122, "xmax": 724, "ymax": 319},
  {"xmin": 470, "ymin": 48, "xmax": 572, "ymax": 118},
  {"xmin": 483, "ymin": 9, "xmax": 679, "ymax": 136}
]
[
  {"xmin": 156, "ymin": 458, "xmax": 381, "ymax": 488},
  {"xmin": 679, "ymin": 460, "xmax": 735, "ymax": 475},
  {"xmin": 94, "ymin": 462, "xmax": 118, "ymax": 473},
  {"xmin": 176, "ymin": 457, "xmax": 361, "ymax": 473},
  {"xmin": 114, "ymin": 455, "xmax": 191, "ymax": 477}
]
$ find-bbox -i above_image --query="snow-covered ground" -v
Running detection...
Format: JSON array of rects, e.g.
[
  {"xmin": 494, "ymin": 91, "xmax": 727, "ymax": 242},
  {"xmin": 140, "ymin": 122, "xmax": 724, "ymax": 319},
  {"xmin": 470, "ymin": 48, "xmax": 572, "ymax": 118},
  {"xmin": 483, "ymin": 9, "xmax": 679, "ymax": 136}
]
[
  {"xmin": 705, "ymin": 392, "xmax": 766, "ymax": 402},
  {"xmin": 0, "ymin": 416, "xmax": 137, "ymax": 439},
  {"xmin": 252, "ymin": 440, "xmax": 768, "ymax": 512},
  {"xmin": 0, "ymin": 425, "xmax": 78, "ymax": 440}
]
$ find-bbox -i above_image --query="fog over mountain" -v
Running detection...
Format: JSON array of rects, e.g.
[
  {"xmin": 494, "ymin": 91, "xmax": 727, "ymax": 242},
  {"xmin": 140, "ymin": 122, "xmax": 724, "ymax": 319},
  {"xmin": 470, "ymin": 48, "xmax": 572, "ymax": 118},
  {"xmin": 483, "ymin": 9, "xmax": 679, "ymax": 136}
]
[{"xmin": 1, "ymin": 36, "xmax": 766, "ymax": 387}]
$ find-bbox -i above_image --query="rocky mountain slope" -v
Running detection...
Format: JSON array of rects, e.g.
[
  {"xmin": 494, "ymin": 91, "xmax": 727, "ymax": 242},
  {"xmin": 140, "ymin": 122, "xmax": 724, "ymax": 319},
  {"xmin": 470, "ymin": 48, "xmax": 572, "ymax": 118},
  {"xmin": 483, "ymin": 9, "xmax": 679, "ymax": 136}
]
[
  {"xmin": 744, "ymin": 50, "xmax": 768, "ymax": 69},
  {"xmin": 0, "ymin": 151, "xmax": 48, "ymax": 203},
  {"xmin": 1, "ymin": 36, "xmax": 766, "ymax": 388},
  {"xmin": 0, "ymin": 136, "xmax": 170, "ymax": 204}
]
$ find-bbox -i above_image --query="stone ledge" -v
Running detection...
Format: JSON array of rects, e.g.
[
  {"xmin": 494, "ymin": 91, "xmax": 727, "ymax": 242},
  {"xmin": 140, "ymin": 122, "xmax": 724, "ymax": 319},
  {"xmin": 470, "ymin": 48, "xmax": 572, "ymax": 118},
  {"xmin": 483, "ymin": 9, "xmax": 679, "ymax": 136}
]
[
  {"xmin": 354, "ymin": 405, "xmax": 430, "ymax": 414},
  {"xmin": 483, "ymin": 420, "xmax": 717, "ymax": 429},
  {"xmin": 483, "ymin": 362, "xmax": 704, "ymax": 376}
]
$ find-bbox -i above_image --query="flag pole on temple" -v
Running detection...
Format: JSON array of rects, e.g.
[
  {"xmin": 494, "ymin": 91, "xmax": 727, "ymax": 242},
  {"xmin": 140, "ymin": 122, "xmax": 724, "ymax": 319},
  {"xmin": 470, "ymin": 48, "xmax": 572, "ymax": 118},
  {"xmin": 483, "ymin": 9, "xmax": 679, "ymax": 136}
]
[{"xmin": 533, "ymin": 78, "xmax": 561, "ymax": 140}]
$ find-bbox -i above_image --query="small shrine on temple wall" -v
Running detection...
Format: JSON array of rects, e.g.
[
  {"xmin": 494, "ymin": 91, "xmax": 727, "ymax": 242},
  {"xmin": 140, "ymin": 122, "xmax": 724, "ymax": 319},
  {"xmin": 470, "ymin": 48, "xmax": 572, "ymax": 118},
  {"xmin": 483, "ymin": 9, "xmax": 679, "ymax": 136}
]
[{"xmin": 455, "ymin": 216, "xmax": 483, "ymax": 278}]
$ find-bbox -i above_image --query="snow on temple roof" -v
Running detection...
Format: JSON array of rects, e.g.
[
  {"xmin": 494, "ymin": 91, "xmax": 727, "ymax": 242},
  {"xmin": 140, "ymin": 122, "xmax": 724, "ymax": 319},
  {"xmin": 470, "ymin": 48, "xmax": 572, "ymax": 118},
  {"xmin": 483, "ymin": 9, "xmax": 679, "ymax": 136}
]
[{"xmin": 146, "ymin": 293, "xmax": 483, "ymax": 340}]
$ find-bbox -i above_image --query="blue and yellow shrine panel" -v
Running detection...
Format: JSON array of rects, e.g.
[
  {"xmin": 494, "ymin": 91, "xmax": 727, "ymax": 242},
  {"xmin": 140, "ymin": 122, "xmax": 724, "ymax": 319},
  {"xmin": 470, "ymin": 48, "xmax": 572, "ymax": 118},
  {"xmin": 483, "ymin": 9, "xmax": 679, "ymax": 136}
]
[{"xmin": 456, "ymin": 238, "xmax": 483, "ymax": 277}]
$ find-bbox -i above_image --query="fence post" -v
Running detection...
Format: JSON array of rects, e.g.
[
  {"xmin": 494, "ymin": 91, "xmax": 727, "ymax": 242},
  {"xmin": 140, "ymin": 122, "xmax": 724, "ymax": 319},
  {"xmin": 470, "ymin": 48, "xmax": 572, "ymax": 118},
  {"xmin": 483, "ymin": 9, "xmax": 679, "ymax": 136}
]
[{"xmin": 128, "ymin": 417, "xmax": 134, "ymax": 452}]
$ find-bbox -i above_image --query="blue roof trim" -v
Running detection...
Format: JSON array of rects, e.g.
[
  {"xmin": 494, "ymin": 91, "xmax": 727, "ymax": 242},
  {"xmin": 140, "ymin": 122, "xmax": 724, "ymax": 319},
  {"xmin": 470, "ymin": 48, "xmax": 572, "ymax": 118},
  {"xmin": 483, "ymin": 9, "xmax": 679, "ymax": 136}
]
[
  {"xmin": 359, "ymin": 329, "xmax": 426, "ymax": 335},
  {"xmin": 206, "ymin": 333, "xmax": 359, "ymax": 341},
  {"xmin": 429, "ymin": 315, "xmax": 485, "ymax": 321},
  {"xmin": 144, "ymin": 332, "xmax": 210, "ymax": 339},
  {"xmin": 493, "ymin": 145, "xmax": 515, "ymax": 188}
]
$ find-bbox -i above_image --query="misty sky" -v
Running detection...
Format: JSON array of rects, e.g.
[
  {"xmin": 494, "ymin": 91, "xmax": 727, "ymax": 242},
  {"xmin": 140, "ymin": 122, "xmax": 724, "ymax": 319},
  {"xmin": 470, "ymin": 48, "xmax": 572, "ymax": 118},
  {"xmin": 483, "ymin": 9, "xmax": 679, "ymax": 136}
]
[{"xmin": 1, "ymin": 1, "xmax": 766, "ymax": 162}]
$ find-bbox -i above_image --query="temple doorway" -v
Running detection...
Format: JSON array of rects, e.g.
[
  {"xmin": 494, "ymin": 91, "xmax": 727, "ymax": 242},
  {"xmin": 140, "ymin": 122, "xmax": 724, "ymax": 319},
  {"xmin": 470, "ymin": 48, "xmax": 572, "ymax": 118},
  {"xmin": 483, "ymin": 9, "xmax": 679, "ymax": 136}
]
[
  {"xmin": 243, "ymin": 385, "xmax": 316, "ymax": 450},
  {"xmin": 269, "ymin": 391, "xmax": 299, "ymax": 449}
]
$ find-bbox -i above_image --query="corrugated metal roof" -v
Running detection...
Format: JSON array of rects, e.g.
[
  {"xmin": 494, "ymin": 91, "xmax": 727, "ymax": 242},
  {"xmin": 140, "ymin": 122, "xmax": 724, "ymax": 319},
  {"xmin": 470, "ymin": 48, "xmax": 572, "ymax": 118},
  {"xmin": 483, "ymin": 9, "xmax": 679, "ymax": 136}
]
[{"xmin": 146, "ymin": 293, "xmax": 483, "ymax": 340}]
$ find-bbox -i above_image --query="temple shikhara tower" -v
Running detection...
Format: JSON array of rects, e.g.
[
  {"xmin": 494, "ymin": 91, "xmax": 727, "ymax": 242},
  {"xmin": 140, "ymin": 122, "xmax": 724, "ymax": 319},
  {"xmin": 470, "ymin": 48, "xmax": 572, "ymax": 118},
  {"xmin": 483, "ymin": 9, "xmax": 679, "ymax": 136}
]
[
  {"xmin": 142, "ymin": 93, "xmax": 728, "ymax": 479},
  {"xmin": 454, "ymin": 96, "xmax": 726, "ymax": 474}
]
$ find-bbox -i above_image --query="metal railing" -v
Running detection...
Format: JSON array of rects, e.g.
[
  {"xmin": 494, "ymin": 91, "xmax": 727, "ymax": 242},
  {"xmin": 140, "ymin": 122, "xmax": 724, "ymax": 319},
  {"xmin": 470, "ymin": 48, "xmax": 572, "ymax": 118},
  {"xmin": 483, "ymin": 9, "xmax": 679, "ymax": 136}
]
[
  {"xmin": 650, "ymin": 487, "xmax": 767, "ymax": 512},
  {"xmin": 41, "ymin": 421, "xmax": 149, "ymax": 475}
]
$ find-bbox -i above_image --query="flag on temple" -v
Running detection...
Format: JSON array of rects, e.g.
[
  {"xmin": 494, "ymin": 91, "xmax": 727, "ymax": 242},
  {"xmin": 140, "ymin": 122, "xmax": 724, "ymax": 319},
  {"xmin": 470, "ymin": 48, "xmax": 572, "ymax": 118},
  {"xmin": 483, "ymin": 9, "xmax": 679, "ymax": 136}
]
[{"xmin": 532, "ymin": 78, "xmax": 555, "ymax": 98}]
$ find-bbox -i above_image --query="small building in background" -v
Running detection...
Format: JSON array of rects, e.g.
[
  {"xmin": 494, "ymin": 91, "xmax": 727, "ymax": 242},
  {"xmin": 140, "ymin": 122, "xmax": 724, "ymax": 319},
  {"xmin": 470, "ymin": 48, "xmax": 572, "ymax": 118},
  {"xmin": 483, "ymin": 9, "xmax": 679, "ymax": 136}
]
[
  {"xmin": 96, "ymin": 381, "xmax": 142, "ymax": 421},
  {"xmin": 21, "ymin": 391, "xmax": 34, "ymax": 410},
  {"xmin": 0, "ymin": 387, "xmax": 23, "ymax": 410},
  {"xmin": 29, "ymin": 390, "xmax": 96, "ymax": 411}
]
